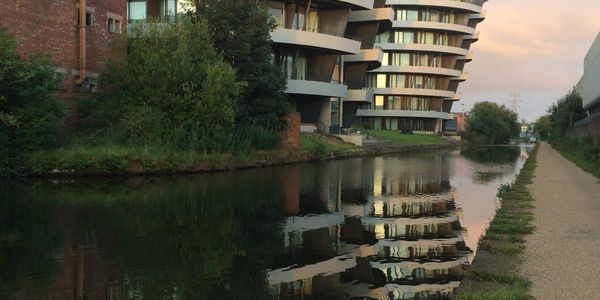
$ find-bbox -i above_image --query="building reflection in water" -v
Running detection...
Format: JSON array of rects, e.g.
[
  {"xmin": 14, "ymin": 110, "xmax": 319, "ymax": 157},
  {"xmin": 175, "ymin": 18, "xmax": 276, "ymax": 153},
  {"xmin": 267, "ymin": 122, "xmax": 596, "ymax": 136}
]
[{"xmin": 270, "ymin": 153, "xmax": 470, "ymax": 300}]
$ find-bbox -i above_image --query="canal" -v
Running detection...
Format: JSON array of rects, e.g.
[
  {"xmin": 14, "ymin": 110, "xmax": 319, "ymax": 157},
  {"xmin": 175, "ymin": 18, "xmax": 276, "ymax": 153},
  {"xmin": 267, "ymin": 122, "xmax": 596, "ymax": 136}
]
[{"xmin": 0, "ymin": 145, "xmax": 532, "ymax": 299}]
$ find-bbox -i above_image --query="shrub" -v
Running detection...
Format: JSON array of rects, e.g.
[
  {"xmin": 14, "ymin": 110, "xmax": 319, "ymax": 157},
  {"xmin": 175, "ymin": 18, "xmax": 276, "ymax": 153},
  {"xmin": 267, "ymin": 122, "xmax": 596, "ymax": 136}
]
[
  {"xmin": 80, "ymin": 18, "xmax": 242, "ymax": 153},
  {"xmin": 0, "ymin": 28, "xmax": 66, "ymax": 176}
]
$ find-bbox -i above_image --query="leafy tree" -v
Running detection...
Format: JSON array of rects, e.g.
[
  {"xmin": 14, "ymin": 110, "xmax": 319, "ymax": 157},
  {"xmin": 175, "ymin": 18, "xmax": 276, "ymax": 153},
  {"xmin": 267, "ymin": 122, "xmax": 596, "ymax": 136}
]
[
  {"xmin": 546, "ymin": 90, "xmax": 586, "ymax": 137},
  {"xmin": 467, "ymin": 101, "xmax": 519, "ymax": 144},
  {"xmin": 534, "ymin": 115, "xmax": 552, "ymax": 140},
  {"xmin": 0, "ymin": 27, "xmax": 66, "ymax": 175},
  {"xmin": 187, "ymin": 0, "xmax": 291, "ymax": 129},
  {"xmin": 80, "ymin": 19, "xmax": 242, "ymax": 151}
]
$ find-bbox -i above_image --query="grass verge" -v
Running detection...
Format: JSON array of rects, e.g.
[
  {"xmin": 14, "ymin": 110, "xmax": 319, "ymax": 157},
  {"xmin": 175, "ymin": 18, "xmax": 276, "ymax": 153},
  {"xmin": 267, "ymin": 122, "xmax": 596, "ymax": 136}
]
[
  {"xmin": 22, "ymin": 133, "xmax": 366, "ymax": 177},
  {"xmin": 455, "ymin": 143, "xmax": 539, "ymax": 300},
  {"xmin": 300, "ymin": 133, "xmax": 364, "ymax": 160},
  {"xmin": 365, "ymin": 130, "xmax": 442, "ymax": 145},
  {"xmin": 550, "ymin": 137, "xmax": 600, "ymax": 179}
]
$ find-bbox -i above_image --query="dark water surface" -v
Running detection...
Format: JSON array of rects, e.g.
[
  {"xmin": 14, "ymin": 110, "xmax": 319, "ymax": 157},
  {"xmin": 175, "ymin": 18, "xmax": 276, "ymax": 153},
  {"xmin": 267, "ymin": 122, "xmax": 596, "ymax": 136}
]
[{"xmin": 0, "ymin": 145, "xmax": 532, "ymax": 300}]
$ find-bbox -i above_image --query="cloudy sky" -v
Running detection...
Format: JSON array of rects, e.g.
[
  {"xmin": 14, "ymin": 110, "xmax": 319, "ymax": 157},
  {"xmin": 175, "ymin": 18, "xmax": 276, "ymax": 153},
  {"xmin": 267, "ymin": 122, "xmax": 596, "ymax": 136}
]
[{"xmin": 457, "ymin": 0, "xmax": 600, "ymax": 122}]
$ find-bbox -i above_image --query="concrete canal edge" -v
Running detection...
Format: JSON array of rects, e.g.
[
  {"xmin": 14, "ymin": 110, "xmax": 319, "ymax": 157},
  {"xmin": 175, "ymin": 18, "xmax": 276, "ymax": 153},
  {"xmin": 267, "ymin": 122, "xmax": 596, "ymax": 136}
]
[{"xmin": 454, "ymin": 143, "xmax": 540, "ymax": 300}]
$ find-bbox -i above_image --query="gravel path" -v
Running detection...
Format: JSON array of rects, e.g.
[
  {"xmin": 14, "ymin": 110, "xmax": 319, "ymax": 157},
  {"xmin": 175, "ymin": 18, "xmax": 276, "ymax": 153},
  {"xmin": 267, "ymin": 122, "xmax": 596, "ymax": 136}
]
[{"xmin": 523, "ymin": 143, "xmax": 600, "ymax": 299}]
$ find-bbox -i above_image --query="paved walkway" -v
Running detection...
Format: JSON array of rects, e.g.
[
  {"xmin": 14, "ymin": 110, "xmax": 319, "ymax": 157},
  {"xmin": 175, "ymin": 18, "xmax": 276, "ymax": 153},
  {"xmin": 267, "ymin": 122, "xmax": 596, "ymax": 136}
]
[{"xmin": 523, "ymin": 143, "xmax": 600, "ymax": 299}]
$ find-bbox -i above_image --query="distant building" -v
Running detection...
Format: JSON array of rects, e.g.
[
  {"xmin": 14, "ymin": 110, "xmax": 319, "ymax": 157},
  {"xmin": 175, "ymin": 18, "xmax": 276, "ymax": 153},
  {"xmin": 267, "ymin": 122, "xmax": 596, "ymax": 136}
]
[{"xmin": 573, "ymin": 31, "xmax": 600, "ymax": 142}]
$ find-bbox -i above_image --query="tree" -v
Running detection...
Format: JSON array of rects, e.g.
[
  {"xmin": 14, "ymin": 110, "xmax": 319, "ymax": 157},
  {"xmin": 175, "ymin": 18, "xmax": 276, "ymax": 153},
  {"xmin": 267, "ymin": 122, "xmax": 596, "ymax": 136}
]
[
  {"xmin": 546, "ymin": 90, "xmax": 586, "ymax": 137},
  {"xmin": 534, "ymin": 115, "xmax": 551, "ymax": 140},
  {"xmin": 0, "ymin": 27, "xmax": 66, "ymax": 175},
  {"xmin": 80, "ymin": 19, "xmax": 242, "ymax": 151},
  {"xmin": 467, "ymin": 101, "xmax": 519, "ymax": 144},
  {"xmin": 187, "ymin": 0, "xmax": 291, "ymax": 129}
]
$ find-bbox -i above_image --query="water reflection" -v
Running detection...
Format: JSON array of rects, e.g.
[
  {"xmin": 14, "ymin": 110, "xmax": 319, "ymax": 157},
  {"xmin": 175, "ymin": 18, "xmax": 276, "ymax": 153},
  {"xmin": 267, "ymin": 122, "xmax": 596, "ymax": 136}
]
[
  {"xmin": 0, "ymin": 146, "xmax": 531, "ymax": 300},
  {"xmin": 269, "ymin": 153, "xmax": 470, "ymax": 300}
]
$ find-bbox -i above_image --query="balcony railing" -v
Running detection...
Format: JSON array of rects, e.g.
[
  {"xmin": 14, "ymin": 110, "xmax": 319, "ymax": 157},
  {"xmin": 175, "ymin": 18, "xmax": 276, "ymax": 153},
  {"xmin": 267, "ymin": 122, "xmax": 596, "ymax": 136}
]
[{"xmin": 275, "ymin": 25, "xmax": 361, "ymax": 42}]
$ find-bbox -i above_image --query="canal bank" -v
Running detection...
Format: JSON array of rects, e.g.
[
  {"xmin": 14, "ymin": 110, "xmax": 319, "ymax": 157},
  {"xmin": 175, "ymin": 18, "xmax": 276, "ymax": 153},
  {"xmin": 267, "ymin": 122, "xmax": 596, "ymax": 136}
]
[
  {"xmin": 22, "ymin": 133, "xmax": 461, "ymax": 178},
  {"xmin": 455, "ymin": 143, "xmax": 539, "ymax": 300}
]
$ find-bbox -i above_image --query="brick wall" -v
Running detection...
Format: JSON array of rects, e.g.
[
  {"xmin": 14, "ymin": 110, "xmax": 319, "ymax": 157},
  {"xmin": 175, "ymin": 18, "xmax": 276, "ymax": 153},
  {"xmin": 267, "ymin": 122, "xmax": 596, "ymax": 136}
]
[
  {"xmin": 0, "ymin": 0, "xmax": 126, "ymax": 103},
  {"xmin": 281, "ymin": 113, "xmax": 301, "ymax": 150}
]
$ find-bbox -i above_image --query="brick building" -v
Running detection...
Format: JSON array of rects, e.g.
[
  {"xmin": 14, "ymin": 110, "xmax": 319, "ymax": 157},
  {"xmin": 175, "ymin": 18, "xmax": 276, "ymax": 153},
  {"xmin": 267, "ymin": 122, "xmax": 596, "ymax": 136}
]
[{"xmin": 0, "ymin": 0, "xmax": 177, "ymax": 103}]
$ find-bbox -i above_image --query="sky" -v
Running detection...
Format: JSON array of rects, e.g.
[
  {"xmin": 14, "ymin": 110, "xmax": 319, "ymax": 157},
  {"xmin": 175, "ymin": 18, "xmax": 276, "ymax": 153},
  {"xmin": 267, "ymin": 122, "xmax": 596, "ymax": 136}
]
[{"xmin": 456, "ymin": 0, "xmax": 600, "ymax": 122}]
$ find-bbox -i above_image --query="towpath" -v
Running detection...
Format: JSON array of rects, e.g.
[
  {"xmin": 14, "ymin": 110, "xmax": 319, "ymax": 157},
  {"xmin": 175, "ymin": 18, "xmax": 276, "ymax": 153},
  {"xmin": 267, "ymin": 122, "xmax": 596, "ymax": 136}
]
[{"xmin": 523, "ymin": 143, "xmax": 600, "ymax": 299}]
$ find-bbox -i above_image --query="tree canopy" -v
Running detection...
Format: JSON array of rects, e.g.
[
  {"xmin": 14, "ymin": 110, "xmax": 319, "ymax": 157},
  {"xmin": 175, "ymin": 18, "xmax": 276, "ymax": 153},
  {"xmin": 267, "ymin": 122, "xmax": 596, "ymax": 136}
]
[
  {"xmin": 546, "ymin": 90, "xmax": 586, "ymax": 137},
  {"xmin": 467, "ymin": 101, "xmax": 519, "ymax": 144},
  {"xmin": 188, "ymin": 0, "xmax": 291, "ymax": 129}
]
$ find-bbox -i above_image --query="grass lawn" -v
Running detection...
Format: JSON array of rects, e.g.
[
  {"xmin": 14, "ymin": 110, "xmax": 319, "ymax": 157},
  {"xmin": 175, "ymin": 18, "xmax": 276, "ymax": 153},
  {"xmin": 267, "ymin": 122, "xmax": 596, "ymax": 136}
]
[
  {"xmin": 300, "ymin": 133, "xmax": 362, "ymax": 157},
  {"xmin": 365, "ymin": 130, "xmax": 441, "ymax": 145}
]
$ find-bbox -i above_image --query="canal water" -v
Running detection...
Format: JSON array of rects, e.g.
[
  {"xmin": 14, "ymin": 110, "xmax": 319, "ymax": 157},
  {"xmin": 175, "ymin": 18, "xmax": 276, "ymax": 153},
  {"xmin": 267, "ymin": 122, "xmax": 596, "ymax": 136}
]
[{"xmin": 0, "ymin": 145, "xmax": 532, "ymax": 300}]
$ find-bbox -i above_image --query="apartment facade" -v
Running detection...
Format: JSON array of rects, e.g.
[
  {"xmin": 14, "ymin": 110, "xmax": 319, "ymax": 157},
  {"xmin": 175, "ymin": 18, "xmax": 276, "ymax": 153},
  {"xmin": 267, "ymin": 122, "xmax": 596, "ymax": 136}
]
[
  {"xmin": 0, "ymin": 0, "xmax": 177, "ymax": 102},
  {"xmin": 267, "ymin": 0, "xmax": 394, "ymax": 133},
  {"xmin": 355, "ymin": 0, "xmax": 487, "ymax": 133}
]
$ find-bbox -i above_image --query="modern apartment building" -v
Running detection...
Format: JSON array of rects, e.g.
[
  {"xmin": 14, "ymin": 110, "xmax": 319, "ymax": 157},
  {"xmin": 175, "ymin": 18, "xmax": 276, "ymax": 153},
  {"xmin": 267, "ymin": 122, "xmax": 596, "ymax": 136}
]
[
  {"xmin": 355, "ymin": 0, "xmax": 488, "ymax": 133},
  {"xmin": 0, "ymin": 0, "xmax": 177, "ymax": 101},
  {"xmin": 267, "ymin": 0, "xmax": 394, "ymax": 133}
]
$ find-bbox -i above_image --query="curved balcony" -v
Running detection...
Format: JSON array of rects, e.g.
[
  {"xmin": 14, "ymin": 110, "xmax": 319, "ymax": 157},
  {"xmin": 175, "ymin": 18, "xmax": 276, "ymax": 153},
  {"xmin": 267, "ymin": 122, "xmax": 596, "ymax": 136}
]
[
  {"xmin": 392, "ymin": 21, "xmax": 476, "ymax": 35},
  {"xmin": 385, "ymin": 0, "xmax": 483, "ymax": 14},
  {"xmin": 271, "ymin": 28, "xmax": 361, "ymax": 55},
  {"xmin": 345, "ymin": 88, "xmax": 374, "ymax": 103},
  {"xmin": 450, "ymin": 73, "xmax": 467, "ymax": 82},
  {"xmin": 470, "ymin": 10, "xmax": 487, "ymax": 22},
  {"xmin": 345, "ymin": 48, "xmax": 384, "ymax": 64},
  {"xmin": 286, "ymin": 79, "xmax": 348, "ymax": 98},
  {"xmin": 348, "ymin": 7, "xmax": 394, "ymax": 23},
  {"xmin": 369, "ymin": 65, "xmax": 462, "ymax": 77},
  {"xmin": 334, "ymin": 0, "xmax": 374, "ymax": 9},
  {"xmin": 376, "ymin": 43, "xmax": 469, "ymax": 56},
  {"xmin": 464, "ymin": 31, "xmax": 480, "ymax": 42},
  {"xmin": 372, "ymin": 87, "xmax": 455, "ymax": 98},
  {"xmin": 357, "ymin": 109, "xmax": 454, "ymax": 120},
  {"xmin": 458, "ymin": 52, "xmax": 474, "ymax": 61}
]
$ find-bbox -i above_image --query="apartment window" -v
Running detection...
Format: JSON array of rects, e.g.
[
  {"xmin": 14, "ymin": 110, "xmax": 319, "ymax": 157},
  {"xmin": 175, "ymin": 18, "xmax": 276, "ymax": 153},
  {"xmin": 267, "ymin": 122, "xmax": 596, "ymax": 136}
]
[
  {"xmin": 375, "ymin": 96, "xmax": 384, "ymax": 110},
  {"xmin": 128, "ymin": 0, "xmax": 147, "ymax": 24},
  {"xmin": 108, "ymin": 18, "xmax": 121, "ymax": 34},
  {"xmin": 396, "ymin": 9, "xmax": 418, "ymax": 21},
  {"xmin": 394, "ymin": 31, "xmax": 414, "ymax": 44},
  {"xmin": 267, "ymin": 1, "xmax": 284, "ymax": 26},
  {"xmin": 376, "ymin": 31, "xmax": 389, "ymax": 43}
]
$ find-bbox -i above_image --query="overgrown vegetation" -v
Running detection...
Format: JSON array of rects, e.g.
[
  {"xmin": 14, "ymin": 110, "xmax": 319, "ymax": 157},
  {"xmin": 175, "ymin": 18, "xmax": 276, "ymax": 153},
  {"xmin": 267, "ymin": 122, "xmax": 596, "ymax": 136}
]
[
  {"xmin": 365, "ymin": 130, "xmax": 442, "ymax": 145},
  {"xmin": 0, "ymin": 28, "xmax": 66, "ymax": 176},
  {"xmin": 466, "ymin": 102, "xmax": 519, "ymax": 145},
  {"xmin": 549, "ymin": 136, "xmax": 600, "ymax": 178},
  {"xmin": 78, "ymin": 19, "xmax": 242, "ymax": 152},
  {"xmin": 456, "ymin": 143, "xmax": 539, "ymax": 300},
  {"xmin": 544, "ymin": 90, "xmax": 600, "ymax": 178}
]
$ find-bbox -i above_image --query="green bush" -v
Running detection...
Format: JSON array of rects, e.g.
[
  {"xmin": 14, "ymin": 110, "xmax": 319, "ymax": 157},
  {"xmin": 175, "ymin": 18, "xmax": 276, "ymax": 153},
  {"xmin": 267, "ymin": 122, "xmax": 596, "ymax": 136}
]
[
  {"xmin": 79, "ymin": 18, "xmax": 242, "ymax": 153},
  {"xmin": 0, "ymin": 28, "xmax": 66, "ymax": 176}
]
